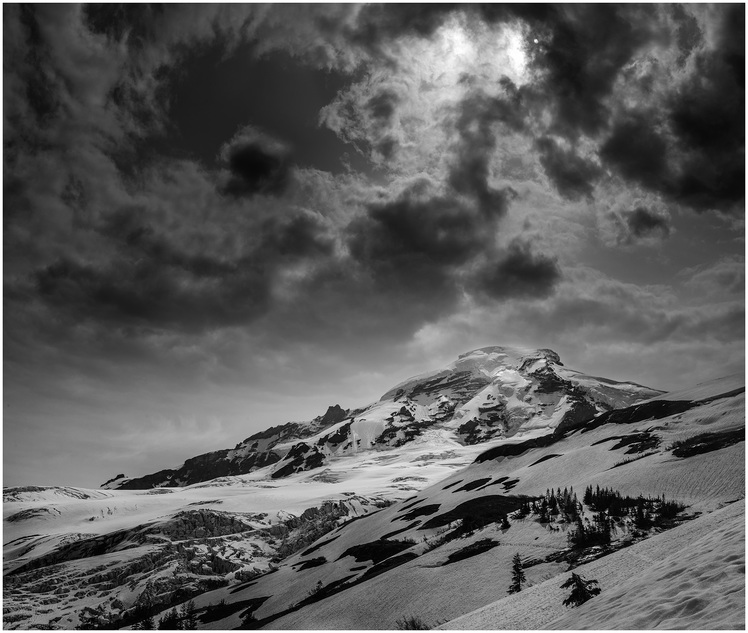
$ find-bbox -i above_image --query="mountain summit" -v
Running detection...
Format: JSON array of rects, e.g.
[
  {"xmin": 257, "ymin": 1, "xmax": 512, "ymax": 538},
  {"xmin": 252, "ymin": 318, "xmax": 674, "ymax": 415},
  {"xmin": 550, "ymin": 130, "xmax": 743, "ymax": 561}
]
[{"xmin": 103, "ymin": 346, "xmax": 662, "ymax": 489}]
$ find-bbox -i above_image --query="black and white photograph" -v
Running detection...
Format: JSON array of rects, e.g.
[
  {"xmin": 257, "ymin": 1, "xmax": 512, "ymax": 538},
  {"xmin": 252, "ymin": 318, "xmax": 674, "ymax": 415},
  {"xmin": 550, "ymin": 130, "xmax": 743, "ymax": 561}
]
[{"xmin": 3, "ymin": 3, "xmax": 745, "ymax": 630}]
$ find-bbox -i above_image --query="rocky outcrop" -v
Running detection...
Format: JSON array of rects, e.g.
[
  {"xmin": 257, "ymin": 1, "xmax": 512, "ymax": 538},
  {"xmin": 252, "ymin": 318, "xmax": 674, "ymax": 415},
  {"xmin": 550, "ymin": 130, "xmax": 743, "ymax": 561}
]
[{"xmin": 104, "ymin": 405, "xmax": 354, "ymax": 490}]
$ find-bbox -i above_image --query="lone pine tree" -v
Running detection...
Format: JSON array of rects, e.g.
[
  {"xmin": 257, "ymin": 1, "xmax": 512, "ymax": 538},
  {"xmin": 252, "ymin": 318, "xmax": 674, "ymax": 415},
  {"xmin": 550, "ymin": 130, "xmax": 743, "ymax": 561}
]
[
  {"xmin": 508, "ymin": 552, "xmax": 526, "ymax": 594},
  {"xmin": 180, "ymin": 600, "xmax": 198, "ymax": 630},
  {"xmin": 561, "ymin": 572, "xmax": 601, "ymax": 607}
]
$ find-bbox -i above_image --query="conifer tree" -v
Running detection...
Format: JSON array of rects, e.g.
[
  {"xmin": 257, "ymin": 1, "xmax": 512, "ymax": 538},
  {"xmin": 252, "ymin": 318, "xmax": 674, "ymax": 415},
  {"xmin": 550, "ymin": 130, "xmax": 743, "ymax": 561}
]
[
  {"xmin": 158, "ymin": 608, "xmax": 181, "ymax": 630},
  {"xmin": 508, "ymin": 552, "xmax": 526, "ymax": 594},
  {"xmin": 180, "ymin": 601, "xmax": 198, "ymax": 630},
  {"xmin": 501, "ymin": 514, "xmax": 511, "ymax": 530},
  {"xmin": 538, "ymin": 498, "xmax": 549, "ymax": 523},
  {"xmin": 561, "ymin": 572, "xmax": 601, "ymax": 607}
]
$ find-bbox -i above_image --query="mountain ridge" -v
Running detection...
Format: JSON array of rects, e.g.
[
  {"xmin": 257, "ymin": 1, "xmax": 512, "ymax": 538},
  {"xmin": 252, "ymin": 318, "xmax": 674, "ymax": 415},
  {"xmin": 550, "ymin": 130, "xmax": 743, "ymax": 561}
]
[{"xmin": 102, "ymin": 346, "xmax": 662, "ymax": 490}]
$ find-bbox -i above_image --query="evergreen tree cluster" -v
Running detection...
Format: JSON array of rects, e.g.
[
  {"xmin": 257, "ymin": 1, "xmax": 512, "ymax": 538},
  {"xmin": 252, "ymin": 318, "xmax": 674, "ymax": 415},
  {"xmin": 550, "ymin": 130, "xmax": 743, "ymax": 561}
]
[
  {"xmin": 567, "ymin": 512, "xmax": 612, "ymax": 549},
  {"xmin": 519, "ymin": 487, "xmax": 581, "ymax": 524},
  {"xmin": 583, "ymin": 485, "xmax": 686, "ymax": 527},
  {"xmin": 145, "ymin": 600, "xmax": 198, "ymax": 630}
]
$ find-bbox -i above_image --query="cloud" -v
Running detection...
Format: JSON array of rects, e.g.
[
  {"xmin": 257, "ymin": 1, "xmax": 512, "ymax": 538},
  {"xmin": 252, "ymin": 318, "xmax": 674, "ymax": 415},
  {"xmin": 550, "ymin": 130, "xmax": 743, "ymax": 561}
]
[
  {"xmin": 27, "ymin": 159, "xmax": 336, "ymax": 334},
  {"xmin": 682, "ymin": 256, "xmax": 745, "ymax": 297},
  {"xmin": 219, "ymin": 127, "xmax": 294, "ymax": 198},
  {"xmin": 345, "ymin": 178, "xmax": 482, "ymax": 317},
  {"xmin": 599, "ymin": 112, "xmax": 670, "ymax": 191},
  {"xmin": 535, "ymin": 136, "xmax": 601, "ymax": 200},
  {"xmin": 343, "ymin": 4, "xmax": 456, "ymax": 59},
  {"xmin": 471, "ymin": 238, "xmax": 561, "ymax": 300},
  {"xmin": 606, "ymin": 205, "xmax": 672, "ymax": 246},
  {"xmin": 524, "ymin": 5, "xmax": 659, "ymax": 138},
  {"xmin": 661, "ymin": 5, "xmax": 744, "ymax": 213}
]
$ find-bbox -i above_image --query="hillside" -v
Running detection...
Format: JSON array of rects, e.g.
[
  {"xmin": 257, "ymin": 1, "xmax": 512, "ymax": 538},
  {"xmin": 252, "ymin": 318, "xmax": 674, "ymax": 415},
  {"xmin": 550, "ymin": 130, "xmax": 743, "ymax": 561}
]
[
  {"xmin": 143, "ymin": 375, "xmax": 742, "ymax": 630},
  {"xmin": 2, "ymin": 349, "xmax": 742, "ymax": 630}
]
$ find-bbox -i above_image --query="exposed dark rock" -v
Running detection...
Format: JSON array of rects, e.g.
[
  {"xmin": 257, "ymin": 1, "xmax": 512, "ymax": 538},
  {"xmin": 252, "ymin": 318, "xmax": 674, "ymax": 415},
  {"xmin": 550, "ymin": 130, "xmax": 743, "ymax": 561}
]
[
  {"xmin": 109, "ymin": 449, "xmax": 281, "ymax": 490},
  {"xmin": 316, "ymin": 405, "xmax": 349, "ymax": 426},
  {"xmin": 321, "ymin": 421, "xmax": 353, "ymax": 446}
]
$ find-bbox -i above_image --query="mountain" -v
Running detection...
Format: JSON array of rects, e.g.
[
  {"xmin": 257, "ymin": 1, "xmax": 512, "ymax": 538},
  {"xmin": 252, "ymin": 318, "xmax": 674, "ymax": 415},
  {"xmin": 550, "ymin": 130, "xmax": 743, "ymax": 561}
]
[
  {"xmin": 3, "ymin": 347, "xmax": 743, "ymax": 630},
  {"xmin": 102, "ymin": 346, "xmax": 662, "ymax": 489},
  {"xmin": 155, "ymin": 372, "xmax": 743, "ymax": 631}
]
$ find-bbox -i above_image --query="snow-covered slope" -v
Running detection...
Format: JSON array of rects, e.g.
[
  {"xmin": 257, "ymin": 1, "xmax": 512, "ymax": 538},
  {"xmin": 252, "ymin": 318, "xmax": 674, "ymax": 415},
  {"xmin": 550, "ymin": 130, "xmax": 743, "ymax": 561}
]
[
  {"xmin": 124, "ymin": 374, "xmax": 743, "ymax": 631},
  {"xmin": 4, "ymin": 350, "xmax": 741, "ymax": 630},
  {"xmin": 444, "ymin": 499, "xmax": 744, "ymax": 630}
]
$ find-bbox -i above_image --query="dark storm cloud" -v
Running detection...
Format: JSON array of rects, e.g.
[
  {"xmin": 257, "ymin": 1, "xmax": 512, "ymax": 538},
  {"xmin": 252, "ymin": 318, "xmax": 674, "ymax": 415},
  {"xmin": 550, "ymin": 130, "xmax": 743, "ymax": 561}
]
[
  {"xmin": 448, "ymin": 92, "xmax": 519, "ymax": 218},
  {"xmin": 83, "ymin": 3, "xmax": 164, "ymax": 44},
  {"xmin": 661, "ymin": 4, "xmax": 744, "ymax": 213},
  {"xmin": 32, "ymin": 205, "xmax": 334, "ymax": 333},
  {"xmin": 347, "ymin": 183, "xmax": 484, "ymax": 321},
  {"xmin": 607, "ymin": 206, "xmax": 672, "ymax": 246},
  {"xmin": 219, "ymin": 128, "xmax": 294, "ymax": 198},
  {"xmin": 599, "ymin": 113, "xmax": 669, "ymax": 193},
  {"xmin": 34, "ymin": 255, "xmax": 272, "ymax": 332},
  {"xmin": 471, "ymin": 239, "xmax": 561, "ymax": 301},
  {"xmin": 350, "ymin": 179, "xmax": 493, "ymax": 270},
  {"xmin": 14, "ymin": 5, "xmax": 61, "ymax": 124},
  {"xmin": 624, "ymin": 207, "xmax": 671, "ymax": 242},
  {"xmin": 525, "ymin": 5, "xmax": 657, "ymax": 139},
  {"xmin": 535, "ymin": 137, "xmax": 601, "ymax": 201},
  {"xmin": 523, "ymin": 4, "xmax": 744, "ymax": 213}
]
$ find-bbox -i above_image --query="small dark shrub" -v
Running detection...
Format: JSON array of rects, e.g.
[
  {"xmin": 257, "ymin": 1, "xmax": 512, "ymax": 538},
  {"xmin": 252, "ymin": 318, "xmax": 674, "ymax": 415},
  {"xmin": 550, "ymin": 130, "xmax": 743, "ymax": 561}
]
[
  {"xmin": 561, "ymin": 572, "xmax": 600, "ymax": 607},
  {"xmin": 395, "ymin": 615, "xmax": 430, "ymax": 630}
]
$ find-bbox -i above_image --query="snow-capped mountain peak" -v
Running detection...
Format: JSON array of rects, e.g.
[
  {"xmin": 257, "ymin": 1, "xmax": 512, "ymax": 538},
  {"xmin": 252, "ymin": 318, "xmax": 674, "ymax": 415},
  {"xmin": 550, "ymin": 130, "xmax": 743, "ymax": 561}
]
[{"xmin": 102, "ymin": 346, "xmax": 663, "ymax": 490}]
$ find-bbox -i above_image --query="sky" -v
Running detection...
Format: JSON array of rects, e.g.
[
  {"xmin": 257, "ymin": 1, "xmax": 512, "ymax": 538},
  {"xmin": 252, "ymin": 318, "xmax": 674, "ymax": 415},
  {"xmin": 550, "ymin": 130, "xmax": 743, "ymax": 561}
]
[{"xmin": 3, "ymin": 4, "xmax": 744, "ymax": 488}]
